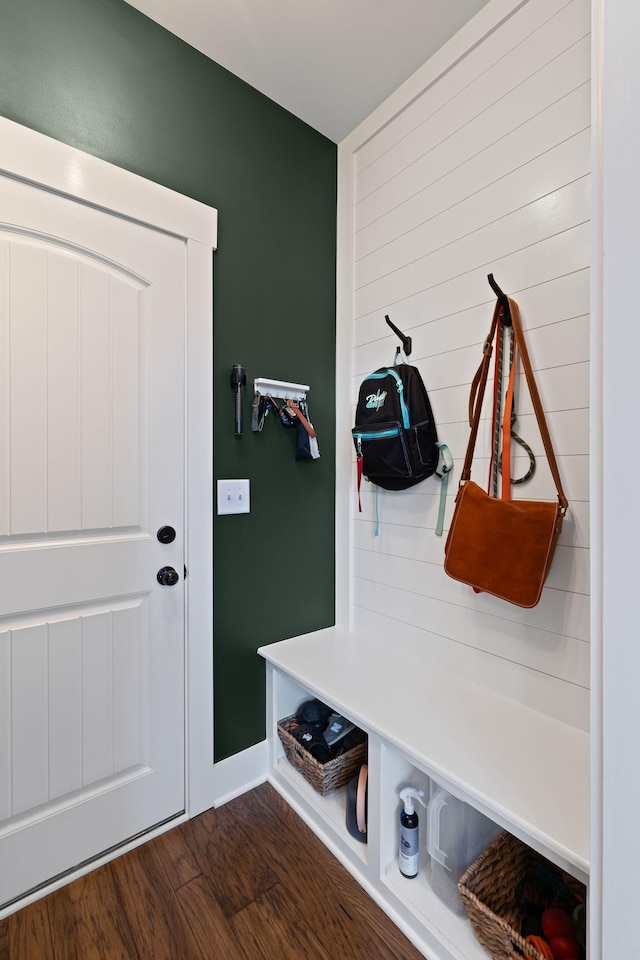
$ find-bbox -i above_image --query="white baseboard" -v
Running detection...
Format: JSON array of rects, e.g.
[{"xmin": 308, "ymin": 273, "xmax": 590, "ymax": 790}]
[{"xmin": 211, "ymin": 740, "xmax": 269, "ymax": 808}]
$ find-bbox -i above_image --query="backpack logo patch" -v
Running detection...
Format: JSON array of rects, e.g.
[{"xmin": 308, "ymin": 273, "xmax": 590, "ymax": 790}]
[{"xmin": 366, "ymin": 389, "xmax": 387, "ymax": 411}]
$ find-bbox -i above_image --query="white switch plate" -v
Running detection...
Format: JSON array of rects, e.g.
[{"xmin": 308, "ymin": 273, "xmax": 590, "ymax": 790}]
[{"xmin": 217, "ymin": 478, "xmax": 250, "ymax": 515}]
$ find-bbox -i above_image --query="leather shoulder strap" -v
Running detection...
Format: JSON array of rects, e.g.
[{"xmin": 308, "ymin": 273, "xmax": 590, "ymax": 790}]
[
  {"xmin": 462, "ymin": 297, "xmax": 568, "ymax": 511},
  {"xmin": 462, "ymin": 300, "xmax": 500, "ymax": 482},
  {"xmin": 508, "ymin": 298, "xmax": 568, "ymax": 510}
]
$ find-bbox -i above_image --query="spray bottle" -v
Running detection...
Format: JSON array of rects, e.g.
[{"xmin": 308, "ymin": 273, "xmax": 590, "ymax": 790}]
[{"xmin": 399, "ymin": 788, "xmax": 427, "ymax": 879}]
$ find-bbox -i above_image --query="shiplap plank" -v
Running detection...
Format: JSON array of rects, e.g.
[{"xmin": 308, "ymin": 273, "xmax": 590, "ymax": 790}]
[
  {"xmin": 518, "ymin": 355, "xmax": 590, "ymax": 416},
  {"xmin": 0, "ymin": 629, "xmax": 11, "ymax": 820},
  {"xmin": 473, "ymin": 452, "xmax": 588, "ymax": 503},
  {"xmin": 353, "ymin": 398, "xmax": 588, "ymax": 477},
  {"xmin": 546, "ymin": 544, "xmax": 590, "ymax": 596},
  {"xmin": 82, "ymin": 611, "xmax": 114, "ymax": 785},
  {"xmin": 80, "ymin": 265, "xmax": 111, "ymax": 530},
  {"xmin": 353, "ymin": 576, "xmax": 589, "ymax": 686},
  {"xmin": 355, "ymin": 38, "xmax": 590, "ymax": 230},
  {"xmin": 413, "ymin": 312, "xmax": 589, "ymax": 421},
  {"xmin": 0, "ymin": 240, "xmax": 9, "ymax": 537},
  {"xmin": 48, "ymin": 617, "xmax": 83, "ymax": 800},
  {"xmin": 356, "ymin": 129, "xmax": 590, "ymax": 291},
  {"xmin": 517, "ymin": 269, "xmax": 590, "ymax": 325},
  {"xmin": 47, "ymin": 251, "xmax": 81, "ymax": 533},
  {"xmin": 446, "ymin": 407, "xmax": 588, "ymax": 458},
  {"xmin": 356, "ymin": 0, "xmax": 590, "ymax": 204},
  {"xmin": 355, "ymin": 0, "xmax": 581, "ymax": 174},
  {"xmin": 353, "ymin": 477, "xmax": 588, "ymax": 553},
  {"xmin": 356, "ymin": 86, "xmax": 590, "ymax": 265},
  {"xmin": 352, "ymin": 607, "xmax": 589, "ymax": 732},
  {"xmin": 416, "ymin": 361, "xmax": 589, "ymax": 433},
  {"xmin": 10, "ymin": 244, "xmax": 47, "ymax": 535},
  {"xmin": 11, "ymin": 624, "xmax": 49, "ymax": 815},
  {"xmin": 352, "ymin": 432, "xmax": 588, "ymax": 535},
  {"xmin": 525, "ymin": 314, "xmax": 589, "ymax": 370},
  {"xmin": 355, "ymin": 483, "xmax": 588, "ymax": 564},
  {"xmin": 516, "ymin": 359, "xmax": 589, "ymax": 417},
  {"xmin": 354, "ymin": 389, "xmax": 588, "ymax": 524},
  {"xmin": 353, "ymin": 269, "xmax": 590, "ymax": 375},
  {"xmin": 354, "ymin": 339, "xmax": 483, "ymax": 394},
  {"xmin": 354, "ymin": 549, "xmax": 589, "ymax": 647},
  {"xmin": 353, "ymin": 520, "xmax": 589, "ymax": 596},
  {"xmin": 354, "ymin": 485, "xmax": 465, "ymax": 539},
  {"xmin": 354, "ymin": 222, "xmax": 590, "ymax": 348},
  {"xmin": 354, "ymin": 318, "xmax": 589, "ymax": 415},
  {"xmin": 356, "ymin": 479, "xmax": 589, "ymax": 550},
  {"xmin": 355, "ymin": 176, "xmax": 589, "ymax": 319},
  {"xmin": 469, "ymin": 451, "xmax": 589, "ymax": 504}
]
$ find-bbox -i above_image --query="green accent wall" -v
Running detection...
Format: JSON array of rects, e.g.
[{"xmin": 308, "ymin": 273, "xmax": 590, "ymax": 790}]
[{"xmin": 0, "ymin": 0, "xmax": 336, "ymax": 761}]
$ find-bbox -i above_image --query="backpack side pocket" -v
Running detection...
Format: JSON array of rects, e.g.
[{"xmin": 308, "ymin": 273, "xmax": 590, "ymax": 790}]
[{"xmin": 412, "ymin": 419, "xmax": 439, "ymax": 474}]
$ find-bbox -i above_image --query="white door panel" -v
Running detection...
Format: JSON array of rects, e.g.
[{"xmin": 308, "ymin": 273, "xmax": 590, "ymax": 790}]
[{"xmin": 0, "ymin": 173, "xmax": 186, "ymax": 907}]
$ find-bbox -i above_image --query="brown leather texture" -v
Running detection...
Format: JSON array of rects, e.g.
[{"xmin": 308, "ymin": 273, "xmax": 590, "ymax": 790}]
[{"xmin": 444, "ymin": 480, "xmax": 564, "ymax": 608}]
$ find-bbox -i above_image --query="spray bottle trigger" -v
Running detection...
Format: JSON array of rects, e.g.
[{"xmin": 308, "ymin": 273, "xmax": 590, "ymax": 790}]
[{"xmin": 399, "ymin": 787, "xmax": 427, "ymax": 815}]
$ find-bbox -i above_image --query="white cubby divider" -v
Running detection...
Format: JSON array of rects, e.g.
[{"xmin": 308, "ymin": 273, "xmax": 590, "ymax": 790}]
[{"xmin": 260, "ymin": 626, "xmax": 589, "ymax": 960}]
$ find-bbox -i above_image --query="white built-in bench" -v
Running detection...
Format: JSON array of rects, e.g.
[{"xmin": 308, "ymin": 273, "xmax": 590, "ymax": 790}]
[{"xmin": 259, "ymin": 626, "xmax": 589, "ymax": 960}]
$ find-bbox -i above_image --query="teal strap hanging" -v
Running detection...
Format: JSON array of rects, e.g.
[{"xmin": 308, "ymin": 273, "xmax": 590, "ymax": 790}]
[{"xmin": 435, "ymin": 442, "xmax": 453, "ymax": 537}]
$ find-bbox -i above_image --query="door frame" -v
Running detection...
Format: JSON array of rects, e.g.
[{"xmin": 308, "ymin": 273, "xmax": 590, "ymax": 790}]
[{"xmin": 0, "ymin": 115, "xmax": 217, "ymax": 910}]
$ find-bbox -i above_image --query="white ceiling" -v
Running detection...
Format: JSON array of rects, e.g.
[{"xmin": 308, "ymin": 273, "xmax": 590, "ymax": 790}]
[{"xmin": 124, "ymin": 0, "xmax": 490, "ymax": 142}]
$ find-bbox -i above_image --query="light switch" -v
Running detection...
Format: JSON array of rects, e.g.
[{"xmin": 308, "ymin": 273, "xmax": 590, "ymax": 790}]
[{"xmin": 217, "ymin": 479, "xmax": 250, "ymax": 515}]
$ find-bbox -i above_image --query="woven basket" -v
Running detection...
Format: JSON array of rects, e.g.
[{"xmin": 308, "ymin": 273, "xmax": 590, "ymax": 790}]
[
  {"xmin": 457, "ymin": 832, "xmax": 584, "ymax": 960},
  {"xmin": 277, "ymin": 714, "xmax": 367, "ymax": 797}
]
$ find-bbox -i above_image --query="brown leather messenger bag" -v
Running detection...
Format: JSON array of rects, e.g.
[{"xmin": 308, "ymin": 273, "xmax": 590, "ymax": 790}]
[{"xmin": 444, "ymin": 295, "xmax": 568, "ymax": 608}]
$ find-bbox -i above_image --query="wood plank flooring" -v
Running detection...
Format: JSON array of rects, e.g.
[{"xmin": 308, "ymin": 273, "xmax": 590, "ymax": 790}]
[{"xmin": 0, "ymin": 783, "xmax": 426, "ymax": 959}]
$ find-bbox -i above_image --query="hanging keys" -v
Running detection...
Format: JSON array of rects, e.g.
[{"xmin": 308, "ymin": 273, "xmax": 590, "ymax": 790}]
[{"xmin": 251, "ymin": 393, "xmax": 273, "ymax": 432}]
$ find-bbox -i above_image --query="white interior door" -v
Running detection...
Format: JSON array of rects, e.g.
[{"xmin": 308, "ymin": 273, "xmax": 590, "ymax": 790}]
[{"xmin": 0, "ymin": 171, "xmax": 186, "ymax": 908}]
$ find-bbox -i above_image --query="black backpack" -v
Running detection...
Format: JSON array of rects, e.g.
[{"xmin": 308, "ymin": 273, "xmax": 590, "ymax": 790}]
[{"xmin": 352, "ymin": 361, "xmax": 439, "ymax": 491}]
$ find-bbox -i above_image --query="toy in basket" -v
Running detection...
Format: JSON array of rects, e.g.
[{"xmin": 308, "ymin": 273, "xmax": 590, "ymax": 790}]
[
  {"xmin": 277, "ymin": 699, "xmax": 367, "ymax": 797},
  {"xmin": 457, "ymin": 832, "xmax": 586, "ymax": 960}
]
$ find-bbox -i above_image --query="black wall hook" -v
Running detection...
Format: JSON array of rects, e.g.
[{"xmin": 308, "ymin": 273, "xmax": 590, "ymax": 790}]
[
  {"xmin": 385, "ymin": 314, "xmax": 412, "ymax": 357},
  {"xmin": 487, "ymin": 274, "xmax": 512, "ymax": 325}
]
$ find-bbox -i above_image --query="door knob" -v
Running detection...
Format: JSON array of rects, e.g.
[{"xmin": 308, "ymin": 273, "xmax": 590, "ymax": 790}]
[{"xmin": 157, "ymin": 566, "xmax": 179, "ymax": 586}]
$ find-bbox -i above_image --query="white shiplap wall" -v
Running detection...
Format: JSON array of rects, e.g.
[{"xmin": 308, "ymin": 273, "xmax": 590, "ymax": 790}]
[{"xmin": 345, "ymin": 0, "xmax": 590, "ymax": 731}]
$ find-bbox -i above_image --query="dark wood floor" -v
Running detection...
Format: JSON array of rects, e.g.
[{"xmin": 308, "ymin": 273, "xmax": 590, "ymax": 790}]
[{"xmin": 0, "ymin": 782, "xmax": 425, "ymax": 960}]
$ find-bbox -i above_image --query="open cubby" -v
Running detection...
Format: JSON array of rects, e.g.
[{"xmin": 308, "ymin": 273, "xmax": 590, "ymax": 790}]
[{"xmin": 269, "ymin": 670, "xmax": 369, "ymax": 867}]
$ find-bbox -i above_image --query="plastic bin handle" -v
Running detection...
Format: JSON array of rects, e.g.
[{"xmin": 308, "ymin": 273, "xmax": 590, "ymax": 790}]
[{"xmin": 427, "ymin": 790, "xmax": 449, "ymax": 869}]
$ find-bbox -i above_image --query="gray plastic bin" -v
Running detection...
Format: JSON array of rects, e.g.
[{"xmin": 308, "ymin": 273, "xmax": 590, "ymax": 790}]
[{"xmin": 427, "ymin": 785, "xmax": 502, "ymax": 915}]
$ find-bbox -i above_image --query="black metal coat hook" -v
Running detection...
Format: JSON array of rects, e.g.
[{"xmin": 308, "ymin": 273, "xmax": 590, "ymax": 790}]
[
  {"xmin": 487, "ymin": 273, "xmax": 512, "ymax": 325},
  {"xmin": 385, "ymin": 314, "xmax": 412, "ymax": 357}
]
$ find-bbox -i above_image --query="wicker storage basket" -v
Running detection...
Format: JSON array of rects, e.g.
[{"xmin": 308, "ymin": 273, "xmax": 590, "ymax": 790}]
[
  {"xmin": 277, "ymin": 714, "xmax": 367, "ymax": 797},
  {"xmin": 458, "ymin": 832, "xmax": 585, "ymax": 960}
]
